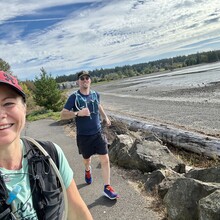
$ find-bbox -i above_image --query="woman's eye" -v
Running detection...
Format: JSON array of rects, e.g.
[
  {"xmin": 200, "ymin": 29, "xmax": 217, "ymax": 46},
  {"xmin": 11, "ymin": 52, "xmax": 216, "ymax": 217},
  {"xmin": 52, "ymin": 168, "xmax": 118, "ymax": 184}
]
[{"xmin": 4, "ymin": 102, "xmax": 15, "ymax": 107}]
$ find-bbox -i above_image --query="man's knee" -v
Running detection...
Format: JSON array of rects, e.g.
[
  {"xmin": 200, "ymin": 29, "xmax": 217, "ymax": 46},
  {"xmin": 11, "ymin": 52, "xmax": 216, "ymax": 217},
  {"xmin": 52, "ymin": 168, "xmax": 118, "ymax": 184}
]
[
  {"xmin": 99, "ymin": 154, "xmax": 109, "ymax": 164},
  {"xmin": 83, "ymin": 157, "xmax": 91, "ymax": 164}
]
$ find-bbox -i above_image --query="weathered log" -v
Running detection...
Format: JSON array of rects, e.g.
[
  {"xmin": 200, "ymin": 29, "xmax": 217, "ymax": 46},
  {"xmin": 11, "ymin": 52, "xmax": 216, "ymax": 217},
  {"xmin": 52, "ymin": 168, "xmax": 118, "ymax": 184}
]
[{"xmin": 109, "ymin": 114, "xmax": 220, "ymax": 159}]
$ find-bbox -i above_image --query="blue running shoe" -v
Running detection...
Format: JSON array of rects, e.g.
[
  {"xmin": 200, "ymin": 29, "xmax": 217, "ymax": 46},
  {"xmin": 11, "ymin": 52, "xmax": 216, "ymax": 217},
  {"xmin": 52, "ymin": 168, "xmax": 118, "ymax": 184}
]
[
  {"xmin": 103, "ymin": 185, "xmax": 119, "ymax": 200},
  {"xmin": 85, "ymin": 166, "xmax": 92, "ymax": 184}
]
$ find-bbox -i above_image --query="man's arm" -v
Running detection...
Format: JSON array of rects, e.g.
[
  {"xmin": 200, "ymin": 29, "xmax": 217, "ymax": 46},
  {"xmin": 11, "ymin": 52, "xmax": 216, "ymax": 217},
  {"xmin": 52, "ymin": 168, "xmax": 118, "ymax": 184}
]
[
  {"xmin": 61, "ymin": 94, "xmax": 78, "ymax": 120},
  {"xmin": 60, "ymin": 109, "xmax": 76, "ymax": 120},
  {"xmin": 61, "ymin": 108, "xmax": 91, "ymax": 120},
  {"xmin": 67, "ymin": 179, "xmax": 93, "ymax": 220},
  {"xmin": 99, "ymin": 104, "xmax": 111, "ymax": 126}
]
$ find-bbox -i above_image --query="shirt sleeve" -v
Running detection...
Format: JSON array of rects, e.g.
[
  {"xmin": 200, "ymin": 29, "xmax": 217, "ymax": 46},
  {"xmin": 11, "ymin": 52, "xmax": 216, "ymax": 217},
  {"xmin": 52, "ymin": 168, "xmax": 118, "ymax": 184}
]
[
  {"xmin": 53, "ymin": 143, "xmax": 74, "ymax": 189},
  {"xmin": 64, "ymin": 93, "xmax": 77, "ymax": 111}
]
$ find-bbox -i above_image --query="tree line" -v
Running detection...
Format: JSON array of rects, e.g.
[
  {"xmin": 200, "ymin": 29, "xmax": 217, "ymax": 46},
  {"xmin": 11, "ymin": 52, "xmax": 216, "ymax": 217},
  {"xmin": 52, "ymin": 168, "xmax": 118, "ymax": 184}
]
[
  {"xmin": 0, "ymin": 49, "xmax": 220, "ymax": 113},
  {"xmin": 55, "ymin": 49, "xmax": 220, "ymax": 83}
]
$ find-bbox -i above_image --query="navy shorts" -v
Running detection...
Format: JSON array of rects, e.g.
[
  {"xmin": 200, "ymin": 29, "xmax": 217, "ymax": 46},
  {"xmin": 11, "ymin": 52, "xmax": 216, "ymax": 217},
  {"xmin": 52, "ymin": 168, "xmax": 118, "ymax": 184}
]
[{"xmin": 76, "ymin": 132, "xmax": 108, "ymax": 159}]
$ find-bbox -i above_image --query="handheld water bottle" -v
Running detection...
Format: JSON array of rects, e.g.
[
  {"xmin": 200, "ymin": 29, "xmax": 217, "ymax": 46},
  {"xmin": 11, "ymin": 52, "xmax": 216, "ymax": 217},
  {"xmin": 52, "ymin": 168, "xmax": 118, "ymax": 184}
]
[{"xmin": 6, "ymin": 185, "xmax": 22, "ymax": 205}]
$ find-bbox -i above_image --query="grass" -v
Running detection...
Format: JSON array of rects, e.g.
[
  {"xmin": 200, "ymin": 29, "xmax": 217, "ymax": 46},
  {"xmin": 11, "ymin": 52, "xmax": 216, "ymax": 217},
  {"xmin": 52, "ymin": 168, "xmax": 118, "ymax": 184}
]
[
  {"xmin": 168, "ymin": 145, "xmax": 220, "ymax": 168},
  {"xmin": 26, "ymin": 109, "xmax": 61, "ymax": 121}
]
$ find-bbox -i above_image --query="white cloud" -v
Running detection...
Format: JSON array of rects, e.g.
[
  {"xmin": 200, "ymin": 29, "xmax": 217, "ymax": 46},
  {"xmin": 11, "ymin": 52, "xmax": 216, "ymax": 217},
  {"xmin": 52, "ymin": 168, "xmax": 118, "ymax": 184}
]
[{"xmin": 0, "ymin": 0, "xmax": 220, "ymax": 80}]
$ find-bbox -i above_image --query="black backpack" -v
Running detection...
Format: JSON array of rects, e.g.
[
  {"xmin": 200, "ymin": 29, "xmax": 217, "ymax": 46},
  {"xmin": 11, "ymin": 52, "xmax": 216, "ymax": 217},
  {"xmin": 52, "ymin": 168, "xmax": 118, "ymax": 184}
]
[{"xmin": 0, "ymin": 138, "xmax": 64, "ymax": 220}]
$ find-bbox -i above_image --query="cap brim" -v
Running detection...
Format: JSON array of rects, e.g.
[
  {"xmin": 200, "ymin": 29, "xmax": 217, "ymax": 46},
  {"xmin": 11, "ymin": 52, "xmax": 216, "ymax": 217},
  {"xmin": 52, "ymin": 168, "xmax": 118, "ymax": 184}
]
[
  {"xmin": 0, "ymin": 81, "xmax": 26, "ymax": 101},
  {"xmin": 78, "ymin": 73, "xmax": 90, "ymax": 79}
]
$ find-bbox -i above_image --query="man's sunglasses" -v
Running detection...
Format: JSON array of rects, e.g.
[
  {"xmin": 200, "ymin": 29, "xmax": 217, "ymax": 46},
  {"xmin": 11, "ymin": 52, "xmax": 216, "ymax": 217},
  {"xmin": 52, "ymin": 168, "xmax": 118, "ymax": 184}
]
[{"xmin": 79, "ymin": 76, "xmax": 90, "ymax": 81}]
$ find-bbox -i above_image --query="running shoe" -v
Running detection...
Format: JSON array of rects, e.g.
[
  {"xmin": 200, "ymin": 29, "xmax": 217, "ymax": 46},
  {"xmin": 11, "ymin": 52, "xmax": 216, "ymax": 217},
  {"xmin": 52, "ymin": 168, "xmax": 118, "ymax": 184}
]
[
  {"xmin": 103, "ymin": 185, "xmax": 119, "ymax": 200},
  {"xmin": 85, "ymin": 166, "xmax": 92, "ymax": 184}
]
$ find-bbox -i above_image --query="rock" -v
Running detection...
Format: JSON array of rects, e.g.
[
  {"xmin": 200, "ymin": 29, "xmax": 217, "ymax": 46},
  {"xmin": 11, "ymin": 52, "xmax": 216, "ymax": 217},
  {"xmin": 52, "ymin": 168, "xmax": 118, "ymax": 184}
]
[
  {"xmin": 109, "ymin": 134, "xmax": 185, "ymax": 174},
  {"xmin": 157, "ymin": 170, "xmax": 183, "ymax": 199},
  {"xmin": 65, "ymin": 116, "xmax": 220, "ymax": 219},
  {"xmin": 185, "ymin": 167, "xmax": 220, "ymax": 183},
  {"xmin": 199, "ymin": 190, "xmax": 220, "ymax": 220},
  {"xmin": 106, "ymin": 122, "xmax": 220, "ymax": 220},
  {"xmin": 163, "ymin": 177, "xmax": 220, "ymax": 220}
]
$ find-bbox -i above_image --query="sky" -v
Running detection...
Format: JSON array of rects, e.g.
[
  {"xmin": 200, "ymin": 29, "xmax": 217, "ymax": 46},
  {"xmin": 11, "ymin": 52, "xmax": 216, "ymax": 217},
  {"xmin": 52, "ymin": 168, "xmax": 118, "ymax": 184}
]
[{"xmin": 0, "ymin": 0, "xmax": 220, "ymax": 80}]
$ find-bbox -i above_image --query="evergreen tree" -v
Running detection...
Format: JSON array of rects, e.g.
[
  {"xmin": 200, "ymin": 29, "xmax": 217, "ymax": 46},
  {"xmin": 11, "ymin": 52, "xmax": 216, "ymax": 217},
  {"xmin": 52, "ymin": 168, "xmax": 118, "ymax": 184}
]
[
  {"xmin": 33, "ymin": 68, "xmax": 64, "ymax": 111},
  {"xmin": 0, "ymin": 58, "xmax": 11, "ymax": 72}
]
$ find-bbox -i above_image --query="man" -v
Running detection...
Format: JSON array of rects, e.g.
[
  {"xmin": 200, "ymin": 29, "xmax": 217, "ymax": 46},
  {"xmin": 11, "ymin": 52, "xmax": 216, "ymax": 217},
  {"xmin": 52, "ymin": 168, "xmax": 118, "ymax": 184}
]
[
  {"xmin": 61, "ymin": 70, "xmax": 118, "ymax": 200},
  {"xmin": 0, "ymin": 71, "xmax": 93, "ymax": 219}
]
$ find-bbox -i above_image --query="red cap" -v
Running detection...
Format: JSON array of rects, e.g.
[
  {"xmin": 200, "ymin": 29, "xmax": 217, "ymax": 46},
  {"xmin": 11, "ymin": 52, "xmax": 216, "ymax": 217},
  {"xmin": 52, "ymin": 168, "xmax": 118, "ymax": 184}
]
[{"xmin": 0, "ymin": 71, "xmax": 26, "ymax": 102}]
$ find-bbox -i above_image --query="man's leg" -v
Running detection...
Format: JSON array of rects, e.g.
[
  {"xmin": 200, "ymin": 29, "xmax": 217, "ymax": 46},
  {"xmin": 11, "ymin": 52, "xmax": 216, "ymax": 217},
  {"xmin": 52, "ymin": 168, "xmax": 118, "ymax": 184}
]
[
  {"xmin": 99, "ymin": 154, "xmax": 110, "ymax": 185},
  {"xmin": 83, "ymin": 157, "xmax": 92, "ymax": 171},
  {"xmin": 99, "ymin": 154, "xmax": 119, "ymax": 199},
  {"xmin": 83, "ymin": 157, "xmax": 92, "ymax": 184}
]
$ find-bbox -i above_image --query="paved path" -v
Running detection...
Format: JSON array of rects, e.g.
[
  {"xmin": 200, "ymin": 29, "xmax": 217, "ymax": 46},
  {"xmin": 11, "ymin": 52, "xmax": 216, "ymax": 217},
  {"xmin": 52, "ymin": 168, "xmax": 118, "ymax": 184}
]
[{"xmin": 22, "ymin": 119, "xmax": 163, "ymax": 220}]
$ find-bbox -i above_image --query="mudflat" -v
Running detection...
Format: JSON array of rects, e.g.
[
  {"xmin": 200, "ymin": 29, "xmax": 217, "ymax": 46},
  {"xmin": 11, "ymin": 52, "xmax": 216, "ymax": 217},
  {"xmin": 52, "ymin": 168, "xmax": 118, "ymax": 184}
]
[{"xmin": 92, "ymin": 64, "xmax": 220, "ymax": 138}]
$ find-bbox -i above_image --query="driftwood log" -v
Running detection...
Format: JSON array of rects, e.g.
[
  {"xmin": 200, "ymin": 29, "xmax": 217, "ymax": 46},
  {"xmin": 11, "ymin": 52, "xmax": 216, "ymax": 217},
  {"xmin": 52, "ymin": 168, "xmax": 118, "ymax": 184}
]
[{"xmin": 109, "ymin": 114, "xmax": 220, "ymax": 159}]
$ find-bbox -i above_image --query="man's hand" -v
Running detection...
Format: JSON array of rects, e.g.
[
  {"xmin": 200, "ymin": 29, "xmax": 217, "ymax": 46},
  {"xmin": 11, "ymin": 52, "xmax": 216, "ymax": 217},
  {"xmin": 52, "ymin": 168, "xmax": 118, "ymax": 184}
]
[
  {"xmin": 103, "ymin": 117, "xmax": 111, "ymax": 127},
  {"xmin": 78, "ymin": 108, "xmax": 90, "ymax": 117}
]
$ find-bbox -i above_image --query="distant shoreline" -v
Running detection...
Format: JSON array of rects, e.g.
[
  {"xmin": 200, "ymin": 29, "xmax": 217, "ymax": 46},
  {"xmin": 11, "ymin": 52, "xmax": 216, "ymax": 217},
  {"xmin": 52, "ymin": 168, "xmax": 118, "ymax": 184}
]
[{"xmin": 143, "ymin": 61, "xmax": 220, "ymax": 78}]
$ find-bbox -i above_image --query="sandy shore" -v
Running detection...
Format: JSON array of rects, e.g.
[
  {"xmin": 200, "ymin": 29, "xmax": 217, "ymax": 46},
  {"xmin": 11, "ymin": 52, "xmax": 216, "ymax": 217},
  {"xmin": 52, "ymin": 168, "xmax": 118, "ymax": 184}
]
[{"xmin": 92, "ymin": 68, "xmax": 220, "ymax": 138}]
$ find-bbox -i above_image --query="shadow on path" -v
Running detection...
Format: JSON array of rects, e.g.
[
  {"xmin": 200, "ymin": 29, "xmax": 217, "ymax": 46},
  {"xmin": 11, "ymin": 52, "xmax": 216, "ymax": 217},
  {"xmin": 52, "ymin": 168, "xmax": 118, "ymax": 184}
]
[
  {"xmin": 77, "ymin": 183, "xmax": 89, "ymax": 190},
  {"xmin": 49, "ymin": 120, "xmax": 72, "ymax": 127},
  {"xmin": 87, "ymin": 196, "xmax": 117, "ymax": 209}
]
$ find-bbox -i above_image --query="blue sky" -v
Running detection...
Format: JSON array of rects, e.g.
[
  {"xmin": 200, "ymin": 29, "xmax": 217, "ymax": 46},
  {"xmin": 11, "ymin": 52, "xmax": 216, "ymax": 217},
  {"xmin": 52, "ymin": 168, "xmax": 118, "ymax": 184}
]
[{"xmin": 0, "ymin": 0, "xmax": 220, "ymax": 80}]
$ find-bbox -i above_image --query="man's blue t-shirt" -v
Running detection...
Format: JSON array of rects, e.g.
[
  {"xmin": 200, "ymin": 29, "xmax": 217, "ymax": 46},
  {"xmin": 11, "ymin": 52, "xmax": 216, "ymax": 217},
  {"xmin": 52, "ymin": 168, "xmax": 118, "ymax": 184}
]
[{"xmin": 64, "ymin": 90, "xmax": 101, "ymax": 135}]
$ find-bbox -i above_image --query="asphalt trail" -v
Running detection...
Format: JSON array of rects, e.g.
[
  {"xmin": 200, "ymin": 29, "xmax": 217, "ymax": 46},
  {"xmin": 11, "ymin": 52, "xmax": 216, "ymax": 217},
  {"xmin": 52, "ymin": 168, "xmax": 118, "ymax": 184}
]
[{"xmin": 22, "ymin": 119, "xmax": 163, "ymax": 220}]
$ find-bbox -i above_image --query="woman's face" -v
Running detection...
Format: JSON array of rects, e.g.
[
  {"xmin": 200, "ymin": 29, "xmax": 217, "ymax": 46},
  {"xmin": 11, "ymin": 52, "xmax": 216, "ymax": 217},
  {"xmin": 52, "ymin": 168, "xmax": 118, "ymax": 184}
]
[{"xmin": 0, "ymin": 85, "xmax": 26, "ymax": 146}]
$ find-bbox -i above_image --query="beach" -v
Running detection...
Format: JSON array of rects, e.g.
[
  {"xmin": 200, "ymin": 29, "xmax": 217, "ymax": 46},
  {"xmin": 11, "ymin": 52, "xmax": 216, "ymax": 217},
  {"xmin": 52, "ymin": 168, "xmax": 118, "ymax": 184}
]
[{"xmin": 91, "ymin": 63, "xmax": 220, "ymax": 138}]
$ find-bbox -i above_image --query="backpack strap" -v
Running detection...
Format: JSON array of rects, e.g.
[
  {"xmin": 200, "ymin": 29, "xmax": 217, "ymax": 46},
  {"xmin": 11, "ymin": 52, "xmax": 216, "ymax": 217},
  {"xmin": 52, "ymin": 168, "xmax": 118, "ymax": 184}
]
[
  {"xmin": 74, "ymin": 90, "xmax": 100, "ymax": 111},
  {"xmin": 22, "ymin": 137, "xmax": 59, "ymax": 168},
  {"xmin": 90, "ymin": 90, "xmax": 99, "ymax": 104},
  {"xmin": 74, "ymin": 90, "xmax": 85, "ymax": 110},
  {"xmin": 0, "ymin": 171, "xmax": 12, "ymax": 220}
]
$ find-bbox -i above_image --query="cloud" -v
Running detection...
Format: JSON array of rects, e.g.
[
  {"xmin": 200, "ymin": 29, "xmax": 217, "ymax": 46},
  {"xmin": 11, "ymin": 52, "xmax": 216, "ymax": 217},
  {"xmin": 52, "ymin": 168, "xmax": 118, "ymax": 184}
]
[{"xmin": 0, "ymin": 0, "xmax": 220, "ymax": 80}]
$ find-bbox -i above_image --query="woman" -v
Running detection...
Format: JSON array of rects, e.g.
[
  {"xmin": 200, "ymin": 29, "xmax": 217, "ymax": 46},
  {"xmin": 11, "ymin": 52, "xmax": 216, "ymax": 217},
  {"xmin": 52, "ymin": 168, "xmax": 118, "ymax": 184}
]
[{"xmin": 0, "ymin": 71, "xmax": 93, "ymax": 220}]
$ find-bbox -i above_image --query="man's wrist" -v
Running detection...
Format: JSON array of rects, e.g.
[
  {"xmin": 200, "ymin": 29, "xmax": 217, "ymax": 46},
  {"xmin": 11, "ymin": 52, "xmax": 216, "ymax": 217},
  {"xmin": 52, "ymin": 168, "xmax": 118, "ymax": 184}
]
[{"xmin": 75, "ymin": 112, "xmax": 78, "ymax": 117}]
